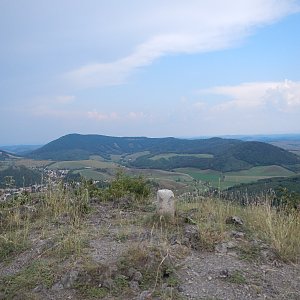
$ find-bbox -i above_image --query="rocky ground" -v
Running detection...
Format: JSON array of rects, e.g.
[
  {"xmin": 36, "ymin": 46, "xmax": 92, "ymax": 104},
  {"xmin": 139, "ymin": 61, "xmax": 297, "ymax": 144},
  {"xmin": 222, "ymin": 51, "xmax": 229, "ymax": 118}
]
[{"xmin": 0, "ymin": 201, "xmax": 299, "ymax": 300}]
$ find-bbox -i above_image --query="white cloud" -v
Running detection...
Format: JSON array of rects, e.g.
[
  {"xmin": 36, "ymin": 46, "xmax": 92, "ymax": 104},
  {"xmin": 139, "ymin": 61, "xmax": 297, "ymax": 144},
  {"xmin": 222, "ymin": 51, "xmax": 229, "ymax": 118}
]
[
  {"xmin": 87, "ymin": 111, "xmax": 119, "ymax": 121},
  {"xmin": 199, "ymin": 80, "xmax": 300, "ymax": 112},
  {"xmin": 127, "ymin": 111, "xmax": 145, "ymax": 120},
  {"xmin": 63, "ymin": 0, "xmax": 299, "ymax": 88},
  {"xmin": 193, "ymin": 101, "xmax": 207, "ymax": 111}
]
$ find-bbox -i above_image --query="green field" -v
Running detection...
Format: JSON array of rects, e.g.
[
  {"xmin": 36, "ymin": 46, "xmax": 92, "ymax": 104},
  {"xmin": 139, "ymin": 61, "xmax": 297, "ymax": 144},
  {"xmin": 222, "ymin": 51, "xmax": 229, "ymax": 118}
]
[
  {"xmin": 150, "ymin": 153, "xmax": 213, "ymax": 160},
  {"xmin": 2, "ymin": 156, "xmax": 299, "ymax": 193},
  {"xmin": 176, "ymin": 165, "xmax": 296, "ymax": 189},
  {"xmin": 291, "ymin": 150, "xmax": 300, "ymax": 156},
  {"xmin": 227, "ymin": 165, "xmax": 294, "ymax": 177},
  {"xmin": 74, "ymin": 169, "xmax": 111, "ymax": 180},
  {"xmin": 47, "ymin": 160, "xmax": 119, "ymax": 170}
]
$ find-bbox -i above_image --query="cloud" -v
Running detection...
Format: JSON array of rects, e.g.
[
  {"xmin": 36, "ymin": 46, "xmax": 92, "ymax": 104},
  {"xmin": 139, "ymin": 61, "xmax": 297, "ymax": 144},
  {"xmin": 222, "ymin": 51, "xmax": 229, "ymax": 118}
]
[
  {"xmin": 87, "ymin": 111, "xmax": 119, "ymax": 121},
  {"xmin": 198, "ymin": 80, "xmax": 300, "ymax": 112},
  {"xmin": 55, "ymin": 95, "xmax": 75, "ymax": 104},
  {"xmin": 63, "ymin": 0, "xmax": 299, "ymax": 88},
  {"xmin": 127, "ymin": 111, "xmax": 145, "ymax": 120}
]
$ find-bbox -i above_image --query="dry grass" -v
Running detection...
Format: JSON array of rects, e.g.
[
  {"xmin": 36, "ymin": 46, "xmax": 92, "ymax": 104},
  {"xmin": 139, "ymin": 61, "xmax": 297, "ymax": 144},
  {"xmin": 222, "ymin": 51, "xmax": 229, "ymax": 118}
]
[{"xmin": 177, "ymin": 197, "xmax": 300, "ymax": 262}]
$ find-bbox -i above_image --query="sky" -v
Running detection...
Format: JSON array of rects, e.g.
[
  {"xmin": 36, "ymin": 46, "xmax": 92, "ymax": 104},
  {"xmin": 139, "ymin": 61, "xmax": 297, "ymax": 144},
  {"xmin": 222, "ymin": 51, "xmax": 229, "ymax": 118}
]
[{"xmin": 1, "ymin": 0, "xmax": 300, "ymax": 145}]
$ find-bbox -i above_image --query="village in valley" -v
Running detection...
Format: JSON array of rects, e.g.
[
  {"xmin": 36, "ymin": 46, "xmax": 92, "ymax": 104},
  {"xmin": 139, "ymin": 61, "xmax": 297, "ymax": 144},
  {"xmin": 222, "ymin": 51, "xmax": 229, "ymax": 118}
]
[{"xmin": 0, "ymin": 169, "xmax": 69, "ymax": 202}]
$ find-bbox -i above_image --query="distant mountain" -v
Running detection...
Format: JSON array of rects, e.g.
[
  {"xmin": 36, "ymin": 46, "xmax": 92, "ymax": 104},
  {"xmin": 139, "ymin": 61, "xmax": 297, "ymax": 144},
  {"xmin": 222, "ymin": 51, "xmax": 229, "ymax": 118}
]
[
  {"xmin": 0, "ymin": 145, "xmax": 42, "ymax": 155},
  {"xmin": 0, "ymin": 150, "xmax": 19, "ymax": 161},
  {"xmin": 27, "ymin": 134, "xmax": 300, "ymax": 172}
]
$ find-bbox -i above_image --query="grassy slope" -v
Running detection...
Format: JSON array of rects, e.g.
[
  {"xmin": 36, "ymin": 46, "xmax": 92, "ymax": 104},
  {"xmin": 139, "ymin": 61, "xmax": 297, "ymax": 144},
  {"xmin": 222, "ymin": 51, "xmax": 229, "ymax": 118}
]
[
  {"xmin": 1, "ymin": 185, "xmax": 299, "ymax": 299},
  {"xmin": 176, "ymin": 165, "xmax": 296, "ymax": 189}
]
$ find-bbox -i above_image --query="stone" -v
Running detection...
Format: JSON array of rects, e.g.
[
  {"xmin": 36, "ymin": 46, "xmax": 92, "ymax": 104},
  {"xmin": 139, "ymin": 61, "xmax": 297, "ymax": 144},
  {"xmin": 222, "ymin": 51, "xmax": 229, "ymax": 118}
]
[
  {"xmin": 225, "ymin": 216, "xmax": 243, "ymax": 226},
  {"xmin": 219, "ymin": 269, "xmax": 229, "ymax": 278},
  {"xmin": 128, "ymin": 267, "xmax": 138, "ymax": 278},
  {"xmin": 52, "ymin": 270, "xmax": 79, "ymax": 290},
  {"xmin": 183, "ymin": 225, "xmax": 202, "ymax": 250},
  {"xmin": 215, "ymin": 241, "xmax": 236, "ymax": 254},
  {"xmin": 230, "ymin": 231, "xmax": 245, "ymax": 239},
  {"xmin": 33, "ymin": 284, "xmax": 44, "ymax": 293},
  {"xmin": 130, "ymin": 280, "xmax": 140, "ymax": 291},
  {"xmin": 138, "ymin": 290, "xmax": 152, "ymax": 300},
  {"xmin": 156, "ymin": 189, "xmax": 175, "ymax": 217},
  {"xmin": 61, "ymin": 270, "xmax": 79, "ymax": 288},
  {"xmin": 133, "ymin": 271, "xmax": 143, "ymax": 283}
]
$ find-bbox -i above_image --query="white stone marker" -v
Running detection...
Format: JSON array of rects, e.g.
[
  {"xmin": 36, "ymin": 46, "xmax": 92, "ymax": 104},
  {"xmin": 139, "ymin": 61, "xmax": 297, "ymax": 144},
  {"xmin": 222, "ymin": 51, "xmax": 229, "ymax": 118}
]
[{"xmin": 156, "ymin": 189, "xmax": 175, "ymax": 217}]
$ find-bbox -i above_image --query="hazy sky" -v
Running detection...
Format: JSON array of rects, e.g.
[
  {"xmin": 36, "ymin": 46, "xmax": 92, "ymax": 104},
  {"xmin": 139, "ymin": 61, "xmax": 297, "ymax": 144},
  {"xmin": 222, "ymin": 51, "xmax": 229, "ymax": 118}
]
[{"xmin": 1, "ymin": 0, "xmax": 300, "ymax": 145}]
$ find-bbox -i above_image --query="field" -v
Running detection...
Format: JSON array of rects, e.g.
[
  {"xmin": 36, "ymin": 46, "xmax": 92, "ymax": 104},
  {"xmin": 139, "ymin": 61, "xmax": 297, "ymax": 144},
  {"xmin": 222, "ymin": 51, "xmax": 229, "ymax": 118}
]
[
  {"xmin": 1, "ymin": 155, "xmax": 299, "ymax": 193},
  {"xmin": 176, "ymin": 165, "xmax": 296, "ymax": 189},
  {"xmin": 270, "ymin": 140, "xmax": 300, "ymax": 151},
  {"xmin": 47, "ymin": 160, "xmax": 119, "ymax": 170},
  {"xmin": 0, "ymin": 159, "xmax": 51, "ymax": 170},
  {"xmin": 149, "ymin": 153, "xmax": 213, "ymax": 160}
]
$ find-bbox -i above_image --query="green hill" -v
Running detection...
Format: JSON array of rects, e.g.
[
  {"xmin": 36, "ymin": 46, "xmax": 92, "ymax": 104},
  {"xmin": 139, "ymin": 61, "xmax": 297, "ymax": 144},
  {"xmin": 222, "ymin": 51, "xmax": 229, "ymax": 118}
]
[
  {"xmin": 28, "ymin": 134, "xmax": 300, "ymax": 172},
  {"xmin": 0, "ymin": 150, "xmax": 19, "ymax": 161},
  {"xmin": 0, "ymin": 165, "xmax": 42, "ymax": 188}
]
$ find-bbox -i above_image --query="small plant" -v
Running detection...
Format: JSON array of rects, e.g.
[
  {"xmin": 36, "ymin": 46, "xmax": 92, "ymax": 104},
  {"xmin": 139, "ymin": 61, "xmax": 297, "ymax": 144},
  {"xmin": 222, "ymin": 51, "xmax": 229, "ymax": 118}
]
[{"xmin": 226, "ymin": 270, "xmax": 247, "ymax": 284}]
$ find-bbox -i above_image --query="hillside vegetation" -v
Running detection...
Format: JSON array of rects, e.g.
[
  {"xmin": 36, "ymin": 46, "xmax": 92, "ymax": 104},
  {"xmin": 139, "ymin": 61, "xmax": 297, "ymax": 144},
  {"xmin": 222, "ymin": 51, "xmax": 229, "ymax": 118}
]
[
  {"xmin": 0, "ymin": 165, "xmax": 42, "ymax": 188},
  {"xmin": 0, "ymin": 175, "xmax": 299, "ymax": 299},
  {"xmin": 28, "ymin": 134, "xmax": 300, "ymax": 173}
]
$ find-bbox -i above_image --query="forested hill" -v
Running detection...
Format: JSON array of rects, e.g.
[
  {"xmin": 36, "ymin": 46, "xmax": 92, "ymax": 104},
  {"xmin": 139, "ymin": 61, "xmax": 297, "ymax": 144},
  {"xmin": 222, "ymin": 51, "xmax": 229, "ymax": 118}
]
[
  {"xmin": 0, "ymin": 150, "xmax": 19, "ymax": 161},
  {"xmin": 27, "ymin": 134, "xmax": 300, "ymax": 172},
  {"xmin": 28, "ymin": 134, "xmax": 241, "ymax": 160}
]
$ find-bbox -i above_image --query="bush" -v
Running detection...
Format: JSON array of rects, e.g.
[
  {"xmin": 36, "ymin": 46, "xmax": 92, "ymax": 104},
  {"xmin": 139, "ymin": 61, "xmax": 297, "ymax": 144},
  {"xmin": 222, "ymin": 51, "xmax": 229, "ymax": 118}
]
[{"xmin": 107, "ymin": 171, "xmax": 151, "ymax": 202}]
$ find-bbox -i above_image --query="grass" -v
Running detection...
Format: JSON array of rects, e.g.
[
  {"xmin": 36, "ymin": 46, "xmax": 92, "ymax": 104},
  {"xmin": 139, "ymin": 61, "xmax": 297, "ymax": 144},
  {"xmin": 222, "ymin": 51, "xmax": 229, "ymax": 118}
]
[
  {"xmin": 226, "ymin": 270, "xmax": 247, "ymax": 284},
  {"xmin": 177, "ymin": 197, "xmax": 300, "ymax": 262},
  {"xmin": 47, "ymin": 159, "xmax": 118, "ymax": 170},
  {"xmin": 0, "ymin": 259, "xmax": 57, "ymax": 298},
  {"xmin": 1, "ymin": 173, "xmax": 299, "ymax": 298},
  {"xmin": 176, "ymin": 165, "xmax": 296, "ymax": 190}
]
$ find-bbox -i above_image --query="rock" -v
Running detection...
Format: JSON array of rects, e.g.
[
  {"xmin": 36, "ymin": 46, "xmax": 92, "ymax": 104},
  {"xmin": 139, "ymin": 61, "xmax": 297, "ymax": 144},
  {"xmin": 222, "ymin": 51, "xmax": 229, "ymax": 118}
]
[
  {"xmin": 130, "ymin": 280, "xmax": 140, "ymax": 291},
  {"xmin": 0, "ymin": 292, "xmax": 6, "ymax": 300},
  {"xmin": 133, "ymin": 271, "xmax": 143, "ymax": 283},
  {"xmin": 226, "ymin": 216, "xmax": 243, "ymax": 226},
  {"xmin": 139, "ymin": 290, "xmax": 152, "ymax": 300},
  {"xmin": 61, "ymin": 270, "xmax": 79, "ymax": 288},
  {"xmin": 51, "ymin": 282, "xmax": 64, "ymax": 291},
  {"xmin": 156, "ymin": 189, "xmax": 175, "ymax": 217},
  {"xmin": 128, "ymin": 267, "xmax": 138, "ymax": 278},
  {"xmin": 183, "ymin": 225, "xmax": 202, "ymax": 250},
  {"xmin": 51, "ymin": 270, "xmax": 79, "ymax": 291},
  {"xmin": 33, "ymin": 284, "xmax": 44, "ymax": 293},
  {"xmin": 177, "ymin": 286, "xmax": 184, "ymax": 292},
  {"xmin": 230, "ymin": 231, "xmax": 245, "ymax": 239},
  {"xmin": 215, "ymin": 241, "xmax": 237, "ymax": 254},
  {"xmin": 219, "ymin": 269, "xmax": 229, "ymax": 278}
]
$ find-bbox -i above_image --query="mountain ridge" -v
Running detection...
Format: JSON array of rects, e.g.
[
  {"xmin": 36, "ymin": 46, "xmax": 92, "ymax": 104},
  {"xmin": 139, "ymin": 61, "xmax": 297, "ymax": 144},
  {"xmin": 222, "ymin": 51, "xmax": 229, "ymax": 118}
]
[{"xmin": 28, "ymin": 133, "xmax": 300, "ymax": 172}]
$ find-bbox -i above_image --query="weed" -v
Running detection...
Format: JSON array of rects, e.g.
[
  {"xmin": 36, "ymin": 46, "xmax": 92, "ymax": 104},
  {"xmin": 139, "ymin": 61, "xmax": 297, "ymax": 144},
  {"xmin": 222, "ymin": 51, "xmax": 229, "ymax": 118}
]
[{"xmin": 226, "ymin": 270, "xmax": 247, "ymax": 284}]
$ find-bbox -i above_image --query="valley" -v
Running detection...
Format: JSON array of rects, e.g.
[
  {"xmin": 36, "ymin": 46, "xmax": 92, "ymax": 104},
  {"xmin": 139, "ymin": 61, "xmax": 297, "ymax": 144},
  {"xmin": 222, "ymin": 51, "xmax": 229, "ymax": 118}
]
[{"xmin": 1, "ymin": 133, "xmax": 300, "ymax": 202}]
